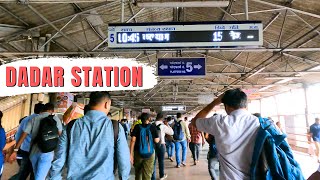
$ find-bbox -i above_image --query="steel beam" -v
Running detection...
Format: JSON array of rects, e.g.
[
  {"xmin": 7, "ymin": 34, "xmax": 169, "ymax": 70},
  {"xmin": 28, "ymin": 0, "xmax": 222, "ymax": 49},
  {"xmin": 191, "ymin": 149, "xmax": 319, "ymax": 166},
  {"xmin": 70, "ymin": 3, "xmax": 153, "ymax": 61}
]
[
  {"xmin": 0, "ymin": 5, "xmax": 29, "ymax": 26},
  {"xmin": 2, "ymin": 47, "xmax": 320, "ymax": 56},
  {"xmin": 27, "ymin": 5, "xmax": 90, "ymax": 56},
  {"xmin": 217, "ymin": 7, "xmax": 238, "ymax": 20},
  {"xmin": 264, "ymin": 12, "xmax": 281, "ymax": 31},
  {"xmin": 252, "ymin": 0, "xmax": 320, "ymax": 19},
  {"xmin": 39, "ymin": 15, "xmax": 77, "ymax": 50},
  {"xmin": 1, "ymin": 1, "xmax": 118, "ymax": 42},
  {"xmin": 0, "ymin": 0, "xmax": 114, "ymax": 2},
  {"xmin": 290, "ymin": 10, "xmax": 320, "ymax": 36},
  {"xmin": 277, "ymin": 10, "xmax": 287, "ymax": 48},
  {"xmin": 231, "ymin": 8, "xmax": 285, "ymax": 15},
  {"xmin": 121, "ymin": 0, "xmax": 125, "ymax": 23}
]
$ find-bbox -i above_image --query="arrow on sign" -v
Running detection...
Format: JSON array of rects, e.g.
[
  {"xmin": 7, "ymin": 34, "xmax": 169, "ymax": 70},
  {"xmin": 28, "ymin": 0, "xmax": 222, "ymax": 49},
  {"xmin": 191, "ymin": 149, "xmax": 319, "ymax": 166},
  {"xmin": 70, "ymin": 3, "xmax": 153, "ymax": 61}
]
[
  {"xmin": 159, "ymin": 64, "xmax": 168, "ymax": 70},
  {"xmin": 194, "ymin": 64, "xmax": 202, "ymax": 69}
]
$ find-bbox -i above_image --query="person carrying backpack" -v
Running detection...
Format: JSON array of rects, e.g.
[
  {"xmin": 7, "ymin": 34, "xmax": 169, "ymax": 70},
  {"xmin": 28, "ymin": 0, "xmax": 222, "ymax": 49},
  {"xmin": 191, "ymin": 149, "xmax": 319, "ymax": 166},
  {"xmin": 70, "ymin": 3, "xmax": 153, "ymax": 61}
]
[
  {"xmin": 9, "ymin": 103, "xmax": 63, "ymax": 180},
  {"xmin": 164, "ymin": 117, "xmax": 175, "ymax": 161},
  {"xmin": 152, "ymin": 112, "xmax": 173, "ymax": 180},
  {"xmin": 49, "ymin": 92, "xmax": 131, "ymax": 180},
  {"xmin": 9, "ymin": 103, "xmax": 44, "ymax": 180},
  {"xmin": 130, "ymin": 113, "xmax": 160, "ymax": 180},
  {"xmin": 173, "ymin": 113, "xmax": 191, "ymax": 168},
  {"xmin": 192, "ymin": 88, "xmax": 304, "ymax": 180}
]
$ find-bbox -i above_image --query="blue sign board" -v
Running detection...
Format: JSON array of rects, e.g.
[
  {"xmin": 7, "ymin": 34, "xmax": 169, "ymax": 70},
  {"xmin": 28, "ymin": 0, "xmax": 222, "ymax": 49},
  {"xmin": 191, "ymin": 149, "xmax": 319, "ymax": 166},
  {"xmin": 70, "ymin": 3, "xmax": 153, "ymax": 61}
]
[{"xmin": 157, "ymin": 57, "xmax": 206, "ymax": 77}]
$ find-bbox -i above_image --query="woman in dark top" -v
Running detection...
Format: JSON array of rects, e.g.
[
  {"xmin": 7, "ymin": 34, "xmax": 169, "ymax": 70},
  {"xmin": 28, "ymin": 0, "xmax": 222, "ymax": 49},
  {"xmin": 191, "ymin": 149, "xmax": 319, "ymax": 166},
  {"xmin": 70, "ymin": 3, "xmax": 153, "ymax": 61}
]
[{"xmin": 0, "ymin": 111, "xmax": 7, "ymax": 178}]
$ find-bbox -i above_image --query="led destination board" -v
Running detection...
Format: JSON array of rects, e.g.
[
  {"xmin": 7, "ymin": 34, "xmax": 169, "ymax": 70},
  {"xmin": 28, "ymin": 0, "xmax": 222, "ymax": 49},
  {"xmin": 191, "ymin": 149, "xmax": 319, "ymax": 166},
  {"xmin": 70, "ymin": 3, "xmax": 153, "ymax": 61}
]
[{"xmin": 108, "ymin": 21, "xmax": 263, "ymax": 49}]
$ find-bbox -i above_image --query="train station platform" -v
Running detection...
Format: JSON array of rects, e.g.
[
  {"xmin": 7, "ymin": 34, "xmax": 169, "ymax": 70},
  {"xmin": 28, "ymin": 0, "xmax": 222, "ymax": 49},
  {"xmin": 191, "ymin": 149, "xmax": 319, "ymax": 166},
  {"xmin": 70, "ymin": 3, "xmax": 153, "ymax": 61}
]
[{"xmin": 2, "ymin": 145, "xmax": 318, "ymax": 180}]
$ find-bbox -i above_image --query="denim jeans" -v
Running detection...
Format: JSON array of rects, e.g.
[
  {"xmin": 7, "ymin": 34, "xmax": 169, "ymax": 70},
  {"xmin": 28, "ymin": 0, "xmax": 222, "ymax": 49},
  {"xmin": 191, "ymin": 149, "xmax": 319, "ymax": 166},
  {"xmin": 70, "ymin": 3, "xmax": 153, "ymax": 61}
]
[
  {"xmin": 189, "ymin": 142, "xmax": 201, "ymax": 162},
  {"xmin": 208, "ymin": 155, "xmax": 218, "ymax": 180},
  {"xmin": 165, "ymin": 141, "xmax": 174, "ymax": 158},
  {"xmin": 152, "ymin": 144, "xmax": 166, "ymax": 180},
  {"xmin": 9, "ymin": 149, "xmax": 34, "ymax": 180},
  {"xmin": 30, "ymin": 152, "xmax": 54, "ymax": 180},
  {"xmin": 174, "ymin": 140, "xmax": 187, "ymax": 166}
]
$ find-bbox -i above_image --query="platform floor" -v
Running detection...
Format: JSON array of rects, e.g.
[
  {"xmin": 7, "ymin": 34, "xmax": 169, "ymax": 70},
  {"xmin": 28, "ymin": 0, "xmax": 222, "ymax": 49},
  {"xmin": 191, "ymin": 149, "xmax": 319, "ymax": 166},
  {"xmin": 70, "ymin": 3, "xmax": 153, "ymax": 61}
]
[{"xmin": 2, "ymin": 146, "xmax": 319, "ymax": 180}]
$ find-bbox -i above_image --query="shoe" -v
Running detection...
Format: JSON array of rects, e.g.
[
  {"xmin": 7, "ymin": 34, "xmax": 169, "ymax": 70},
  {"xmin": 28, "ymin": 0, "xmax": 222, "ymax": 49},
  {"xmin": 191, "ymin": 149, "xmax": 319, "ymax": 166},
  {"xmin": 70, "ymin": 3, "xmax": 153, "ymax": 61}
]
[
  {"xmin": 160, "ymin": 174, "xmax": 168, "ymax": 180},
  {"xmin": 176, "ymin": 165, "xmax": 181, "ymax": 168},
  {"xmin": 182, "ymin": 163, "xmax": 186, "ymax": 167},
  {"xmin": 194, "ymin": 161, "xmax": 197, "ymax": 165},
  {"xmin": 169, "ymin": 157, "xmax": 174, "ymax": 162}
]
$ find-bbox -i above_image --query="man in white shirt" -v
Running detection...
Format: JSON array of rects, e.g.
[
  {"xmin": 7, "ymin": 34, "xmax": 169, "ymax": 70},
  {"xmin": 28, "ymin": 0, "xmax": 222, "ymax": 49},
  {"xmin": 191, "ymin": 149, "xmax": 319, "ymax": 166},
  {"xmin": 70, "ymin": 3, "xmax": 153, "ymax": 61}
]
[
  {"xmin": 152, "ymin": 112, "xmax": 174, "ymax": 180},
  {"xmin": 192, "ymin": 88, "xmax": 260, "ymax": 180}
]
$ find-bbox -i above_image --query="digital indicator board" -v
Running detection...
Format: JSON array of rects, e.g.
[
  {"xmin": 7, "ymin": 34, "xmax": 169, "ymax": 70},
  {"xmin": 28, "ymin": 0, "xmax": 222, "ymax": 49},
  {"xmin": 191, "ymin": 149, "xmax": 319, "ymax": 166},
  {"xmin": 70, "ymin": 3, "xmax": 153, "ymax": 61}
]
[{"xmin": 108, "ymin": 21, "xmax": 263, "ymax": 49}]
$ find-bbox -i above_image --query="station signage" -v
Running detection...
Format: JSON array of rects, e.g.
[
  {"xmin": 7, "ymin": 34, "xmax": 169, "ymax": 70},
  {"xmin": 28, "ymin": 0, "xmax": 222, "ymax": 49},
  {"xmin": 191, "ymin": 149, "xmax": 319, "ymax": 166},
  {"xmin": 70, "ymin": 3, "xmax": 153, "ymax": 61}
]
[
  {"xmin": 162, "ymin": 105, "xmax": 186, "ymax": 111},
  {"xmin": 157, "ymin": 57, "xmax": 206, "ymax": 77},
  {"xmin": 108, "ymin": 21, "xmax": 263, "ymax": 49}
]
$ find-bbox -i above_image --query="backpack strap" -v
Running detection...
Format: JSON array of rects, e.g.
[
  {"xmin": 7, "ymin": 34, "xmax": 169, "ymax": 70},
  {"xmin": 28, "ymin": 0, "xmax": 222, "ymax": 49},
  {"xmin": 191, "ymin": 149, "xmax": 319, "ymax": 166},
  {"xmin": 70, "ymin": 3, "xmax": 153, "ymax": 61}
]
[
  {"xmin": 112, "ymin": 120, "xmax": 119, "ymax": 174},
  {"xmin": 66, "ymin": 119, "xmax": 76, "ymax": 161}
]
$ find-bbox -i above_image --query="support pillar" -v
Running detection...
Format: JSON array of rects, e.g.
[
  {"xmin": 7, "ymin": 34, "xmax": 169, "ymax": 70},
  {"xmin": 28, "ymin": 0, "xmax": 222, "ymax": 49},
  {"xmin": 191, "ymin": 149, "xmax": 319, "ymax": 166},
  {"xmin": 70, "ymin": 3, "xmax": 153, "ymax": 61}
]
[{"xmin": 303, "ymin": 83, "xmax": 310, "ymax": 127}]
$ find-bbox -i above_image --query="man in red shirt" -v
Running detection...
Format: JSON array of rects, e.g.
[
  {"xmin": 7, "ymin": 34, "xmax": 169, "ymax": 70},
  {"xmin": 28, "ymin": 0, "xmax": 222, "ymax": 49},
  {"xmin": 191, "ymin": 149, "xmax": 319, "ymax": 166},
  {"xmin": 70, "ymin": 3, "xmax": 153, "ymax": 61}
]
[{"xmin": 188, "ymin": 123, "xmax": 205, "ymax": 165}]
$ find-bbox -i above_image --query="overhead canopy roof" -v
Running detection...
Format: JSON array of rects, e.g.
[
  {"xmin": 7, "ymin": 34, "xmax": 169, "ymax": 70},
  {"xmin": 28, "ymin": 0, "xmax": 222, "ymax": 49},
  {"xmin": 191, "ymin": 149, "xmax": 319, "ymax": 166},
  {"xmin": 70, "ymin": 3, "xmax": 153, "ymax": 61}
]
[{"xmin": 0, "ymin": 0, "xmax": 320, "ymax": 113}]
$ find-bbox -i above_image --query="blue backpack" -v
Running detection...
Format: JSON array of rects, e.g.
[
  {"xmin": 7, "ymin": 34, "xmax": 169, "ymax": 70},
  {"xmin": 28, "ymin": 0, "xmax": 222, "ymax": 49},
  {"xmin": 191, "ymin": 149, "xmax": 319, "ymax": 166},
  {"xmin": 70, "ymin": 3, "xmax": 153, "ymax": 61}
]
[
  {"xmin": 139, "ymin": 124, "xmax": 154, "ymax": 158},
  {"xmin": 173, "ymin": 120, "xmax": 184, "ymax": 141},
  {"xmin": 250, "ymin": 117, "xmax": 305, "ymax": 180}
]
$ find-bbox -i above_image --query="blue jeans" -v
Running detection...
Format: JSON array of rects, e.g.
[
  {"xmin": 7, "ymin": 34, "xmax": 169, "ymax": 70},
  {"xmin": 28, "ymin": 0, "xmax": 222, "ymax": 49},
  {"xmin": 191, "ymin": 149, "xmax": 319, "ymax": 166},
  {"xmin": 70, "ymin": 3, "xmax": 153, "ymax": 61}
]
[
  {"xmin": 30, "ymin": 152, "xmax": 54, "ymax": 180},
  {"xmin": 189, "ymin": 143, "xmax": 201, "ymax": 162},
  {"xmin": 152, "ymin": 144, "xmax": 166, "ymax": 180},
  {"xmin": 166, "ymin": 141, "xmax": 175, "ymax": 158},
  {"xmin": 174, "ymin": 140, "xmax": 187, "ymax": 166},
  {"xmin": 208, "ymin": 155, "xmax": 218, "ymax": 180}
]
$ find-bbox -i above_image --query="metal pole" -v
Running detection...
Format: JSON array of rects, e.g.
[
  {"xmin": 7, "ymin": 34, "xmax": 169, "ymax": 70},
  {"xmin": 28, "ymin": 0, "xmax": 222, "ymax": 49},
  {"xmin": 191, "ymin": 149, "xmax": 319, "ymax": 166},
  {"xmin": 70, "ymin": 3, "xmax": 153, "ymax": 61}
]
[
  {"xmin": 121, "ymin": 0, "xmax": 125, "ymax": 22},
  {"xmin": 244, "ymin": 0, "xmax": 249, "ymax": 20},
  {"xmin": 303, "ymin": 83, "xmax": 310, "ymax": 127}
]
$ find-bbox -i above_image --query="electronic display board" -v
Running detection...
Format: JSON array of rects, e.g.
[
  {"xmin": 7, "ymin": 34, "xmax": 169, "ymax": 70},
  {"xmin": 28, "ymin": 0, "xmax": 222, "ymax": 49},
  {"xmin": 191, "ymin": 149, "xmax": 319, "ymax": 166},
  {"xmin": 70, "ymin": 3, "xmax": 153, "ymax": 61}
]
[{"xmin": 108, "ymin": 21, "xmax": 263, "ymax": 49}]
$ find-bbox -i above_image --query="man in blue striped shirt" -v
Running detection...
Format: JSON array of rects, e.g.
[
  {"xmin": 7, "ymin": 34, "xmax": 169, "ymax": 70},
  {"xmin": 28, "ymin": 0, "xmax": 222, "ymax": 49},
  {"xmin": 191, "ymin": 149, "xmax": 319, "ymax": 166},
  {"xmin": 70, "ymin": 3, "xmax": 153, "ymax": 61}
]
[{"xmin": 49, "ymin": 92, "xmax": 131, "ymax": 180}]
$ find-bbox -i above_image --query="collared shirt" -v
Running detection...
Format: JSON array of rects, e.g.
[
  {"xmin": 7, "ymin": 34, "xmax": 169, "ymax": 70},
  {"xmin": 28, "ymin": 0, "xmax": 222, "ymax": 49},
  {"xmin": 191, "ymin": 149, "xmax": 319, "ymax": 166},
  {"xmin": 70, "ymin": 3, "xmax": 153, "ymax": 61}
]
[
  {"xmin": 310, "ymin": 123, "xmax": 320, "ymax": 142},
  {"xmin": 188, "ymin": 123, "xmax": 202, "ymax": 144},
  {"xmin": 196, "ymin": 109, "xmax": 260, "ymax": 180},
  {"xmin": 155, "ymin": 121, "xmax": 174, "ymax": 144},
  {"xmin": 15, "ymin": 113, "xmax": 38, "ymax": 152},
  {"xmin": 173, "ymin": 118, "xmax": 191, "ymax": 142},
  {"xmin": 49, "ymin": 110, "xmax": 131, "ymax": 180},
  {"xmin": 24, "ymin": 112, "xmax": 63, "ymax": 156}
]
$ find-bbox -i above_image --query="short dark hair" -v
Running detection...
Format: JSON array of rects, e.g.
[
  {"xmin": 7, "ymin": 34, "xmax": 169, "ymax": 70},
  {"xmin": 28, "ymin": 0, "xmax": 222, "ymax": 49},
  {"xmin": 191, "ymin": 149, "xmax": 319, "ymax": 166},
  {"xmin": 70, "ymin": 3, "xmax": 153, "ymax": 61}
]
[
  {"xmin": 156, "ymin": 112, "xmax": 164, "ymax": 121},
  {"xmin": 107, "ymin": 112, "xmax": 112, "ymax": 116},
  {"xmin": 253, "ymin": 113, "xmax": 261, "ymax": 118},
  {"xmin": 221, "ymin": 88, "xmax": 247, "ymax": 109},
  {"xmin": 177, "ymin": 113, "xmax": 182, "ymax": 118},
  {"xmin": 84, "ymin": 105, "xmax": 90, "ymax": 115},
  {"xmin": 34, "ymin": 103, "xmax": 44, "ymax": 114},
  {"xmin": 121, "ymin": 119, "xmax": 127, "ymax": 123},
  {"xmin": 141, "ymin": 113, "xmax": 150, "ymax": 124},
  {"xmin": 89, "ymin": 92, "xmax": 111, "ymax": 107},
  {"xmin": 43, "ymin": 103, "xmax": 54, "ymax": 111},
  {"xmin": 167, "ymin": 116, "xmax": 172, "ymax": 121}
]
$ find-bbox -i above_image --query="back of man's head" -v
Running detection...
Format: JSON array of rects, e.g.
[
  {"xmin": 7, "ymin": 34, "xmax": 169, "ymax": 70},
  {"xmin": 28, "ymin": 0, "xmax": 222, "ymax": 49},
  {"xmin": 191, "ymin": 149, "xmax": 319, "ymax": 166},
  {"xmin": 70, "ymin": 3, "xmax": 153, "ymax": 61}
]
[
  {"xmin": 88, "ymin": 92, "xmax": 112, "ymax": 115},
  {"xmin": 316, "ymin": 118, "xmax": 320, "ymax": 123},
  {"xmin": 222, "ymin": 88, "xmax": 247, "ymax": 109},
  {"xmin": 156, "ymin": 112, "xmax": 164, "ymax": 121},
  {"xmin": 34, "ymin": 103, "xmax": 44, "ymax": 114},
  {"xmin": 177, "ymin": 113, "xmax": 182, "ymax": 119},
  {"xmin": 84, "ymin": 105, "xmax": 90, "ymax": 115},
  {"xmin": 141, "ymin": 113, "xmax": 150, "ymax": 124},
  {"xmin": 43, "ymin": 103, "xmax": 55, "ymax": 112},
  {"xmin": 167, "ymin": 116, "xmax": 172, "ymax": 121}
]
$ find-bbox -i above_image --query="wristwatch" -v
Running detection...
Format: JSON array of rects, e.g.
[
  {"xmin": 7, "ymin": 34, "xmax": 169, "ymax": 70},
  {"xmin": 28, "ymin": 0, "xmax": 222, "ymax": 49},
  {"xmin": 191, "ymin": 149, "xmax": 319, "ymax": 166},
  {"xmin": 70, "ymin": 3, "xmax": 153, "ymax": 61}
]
[{"xmin": 14, "ymin": 148, "xmax": 19, "ymax": 152}]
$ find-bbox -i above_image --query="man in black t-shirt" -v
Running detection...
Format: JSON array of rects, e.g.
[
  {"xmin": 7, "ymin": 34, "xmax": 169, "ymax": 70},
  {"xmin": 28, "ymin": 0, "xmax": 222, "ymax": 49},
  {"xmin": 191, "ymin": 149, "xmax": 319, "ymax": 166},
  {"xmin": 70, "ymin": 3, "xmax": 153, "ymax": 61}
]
[{"xmin": 130, "ymin": 113, "xmax": 160, "ymax": 180}]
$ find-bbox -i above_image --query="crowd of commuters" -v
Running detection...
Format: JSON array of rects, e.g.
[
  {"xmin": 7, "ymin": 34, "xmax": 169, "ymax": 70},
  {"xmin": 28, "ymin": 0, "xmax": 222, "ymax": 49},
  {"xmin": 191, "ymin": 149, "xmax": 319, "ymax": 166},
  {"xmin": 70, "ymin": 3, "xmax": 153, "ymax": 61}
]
[{"xmin": 1, "ymin": 89, "xmax": 320, "ymax": 179}]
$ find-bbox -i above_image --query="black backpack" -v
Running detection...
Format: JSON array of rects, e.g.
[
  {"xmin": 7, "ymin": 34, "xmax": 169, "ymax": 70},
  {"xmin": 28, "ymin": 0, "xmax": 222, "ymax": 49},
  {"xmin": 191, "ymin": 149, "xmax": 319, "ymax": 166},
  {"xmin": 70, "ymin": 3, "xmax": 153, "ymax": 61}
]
[{"xmin": 35, "ymin": 115, "xmax": 59, "ymax": 153}]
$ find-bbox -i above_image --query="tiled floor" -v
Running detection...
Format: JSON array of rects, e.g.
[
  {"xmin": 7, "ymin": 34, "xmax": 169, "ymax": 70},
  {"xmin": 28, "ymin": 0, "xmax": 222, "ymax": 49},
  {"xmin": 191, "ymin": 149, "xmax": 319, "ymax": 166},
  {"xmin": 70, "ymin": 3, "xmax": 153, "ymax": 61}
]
[{"xmin": 2, "ymin": 146, "xmax": 319, "ymax": 180}]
